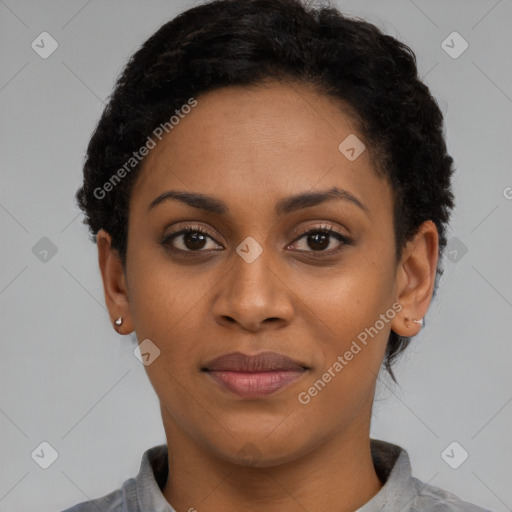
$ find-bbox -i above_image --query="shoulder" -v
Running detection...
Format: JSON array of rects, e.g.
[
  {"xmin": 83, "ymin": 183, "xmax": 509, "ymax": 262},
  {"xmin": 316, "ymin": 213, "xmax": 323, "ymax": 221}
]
[
  {"xmin": 409, "ymin": 476, "xmax": 494, "ymax": 512},
  {"xmin": 58, "ymin": 444, "xmax": 169, "ymax": 512},
  {"xmin": 366, "ymin": 438, "xmax": 495, "ymax": 512},
  {"xmin": 59, "ymin": 476, "xmax": 136, "ymax": 512}
]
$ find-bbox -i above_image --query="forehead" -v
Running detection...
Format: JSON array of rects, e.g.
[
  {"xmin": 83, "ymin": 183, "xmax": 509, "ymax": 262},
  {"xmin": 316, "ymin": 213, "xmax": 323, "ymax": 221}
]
[{"xmin": 131, "ymin": 81, "xmax": 391, "ymax": 219}]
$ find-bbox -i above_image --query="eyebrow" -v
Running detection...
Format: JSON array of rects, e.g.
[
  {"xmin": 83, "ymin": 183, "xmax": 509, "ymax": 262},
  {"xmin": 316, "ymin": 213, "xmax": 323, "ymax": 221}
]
[{"xmin": 147, "ymin": 186, "xmax": 369, "ymax": 216}]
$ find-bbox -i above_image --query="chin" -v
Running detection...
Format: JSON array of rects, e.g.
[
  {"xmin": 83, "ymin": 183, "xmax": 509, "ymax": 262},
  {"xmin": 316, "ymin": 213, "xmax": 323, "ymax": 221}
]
[{"xmin": 210, "ymin": 431, "xmax": 317, "ymax": 469}]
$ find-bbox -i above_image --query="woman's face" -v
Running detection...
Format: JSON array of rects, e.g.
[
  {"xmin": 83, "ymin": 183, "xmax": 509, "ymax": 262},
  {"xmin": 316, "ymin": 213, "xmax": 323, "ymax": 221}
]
[{"xmin": 100, "ymin": 81, "xmax": 433, "ymax": 466}]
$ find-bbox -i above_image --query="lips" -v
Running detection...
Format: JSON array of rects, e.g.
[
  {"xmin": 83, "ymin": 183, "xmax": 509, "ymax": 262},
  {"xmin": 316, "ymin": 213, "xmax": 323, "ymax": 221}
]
[
  {"xmin": 203, "ymin": 351, "xmax": 307, "ymax": 372},
  {"xmin": 202, "ymin": 351, "xmax": 308, "ymax": 399}
]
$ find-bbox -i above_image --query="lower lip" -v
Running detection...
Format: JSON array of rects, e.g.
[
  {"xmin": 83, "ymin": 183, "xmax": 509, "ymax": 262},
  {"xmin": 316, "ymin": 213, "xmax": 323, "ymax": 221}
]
[{"xmin": 206, "ymin": 370, "xmax": 306, "ymax": 399}]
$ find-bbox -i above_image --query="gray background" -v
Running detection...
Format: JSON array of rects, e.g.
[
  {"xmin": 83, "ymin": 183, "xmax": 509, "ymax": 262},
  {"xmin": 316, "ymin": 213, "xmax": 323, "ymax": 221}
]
[{"xmin": 1, "ymin": 0, "xmax": 511, "ymax": 511}]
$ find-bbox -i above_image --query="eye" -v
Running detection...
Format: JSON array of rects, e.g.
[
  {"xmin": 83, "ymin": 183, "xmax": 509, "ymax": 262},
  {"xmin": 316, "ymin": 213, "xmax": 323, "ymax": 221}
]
[
  {"xmin": 288, "ymin": 225, "xmax": 353, "ymax": 254},
  {"xmin": 161, "ymin": 225, "xmax": 222, "ymax": 253}
]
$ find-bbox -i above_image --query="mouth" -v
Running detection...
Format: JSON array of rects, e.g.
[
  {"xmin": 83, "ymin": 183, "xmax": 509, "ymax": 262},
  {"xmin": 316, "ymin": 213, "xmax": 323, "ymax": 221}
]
[{"xmin": 202, "ymin": 351, "xmax": 309, "ymax": 399}]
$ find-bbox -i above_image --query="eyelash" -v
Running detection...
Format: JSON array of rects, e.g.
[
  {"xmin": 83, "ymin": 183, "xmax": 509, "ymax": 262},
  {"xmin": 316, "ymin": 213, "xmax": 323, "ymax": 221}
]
[{"xmin": 161, "ymin": 224, "xmax": 353, "ymax": 257}]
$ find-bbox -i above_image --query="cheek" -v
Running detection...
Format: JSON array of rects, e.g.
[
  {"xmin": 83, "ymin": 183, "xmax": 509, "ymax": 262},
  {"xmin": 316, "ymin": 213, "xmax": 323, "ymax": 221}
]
[
  {"xmin": 297, "ymin": 250, "xmax": 396, "ymax": 400},
  {"xmin": 126, "ymin": 230, "xmax": 195, "ymax": 327},
  {"xmin": 293, "ymin": 264, "xmax": 395, "ymax": 427},
  {"xmin": 125, "ymin": 260, "xmax": 203, "ymax": 412},
  {"xmin": 125, "ymin": 244, "xmax": 196, "ymax": 359},
  {"xmin": 305, "ymin": 251, "xmax": 395, "ymax": 344},
  {"xmin": 125, "ymin": 241, "xmax": 229, "ymax": 393}
]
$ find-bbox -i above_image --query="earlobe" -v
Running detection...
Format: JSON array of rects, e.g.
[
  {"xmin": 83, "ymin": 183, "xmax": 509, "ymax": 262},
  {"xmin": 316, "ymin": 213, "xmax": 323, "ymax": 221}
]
[
  {"xmin": 97, "ymin": 229, "xmax": 133, "ymax": 335},
  {"xmin": 391, "ymin": 220, "xmax": 438, "ymax": 337},
  {"xmin": 403, "ymin": 316, "xmax": 424, "ymax": 329}
]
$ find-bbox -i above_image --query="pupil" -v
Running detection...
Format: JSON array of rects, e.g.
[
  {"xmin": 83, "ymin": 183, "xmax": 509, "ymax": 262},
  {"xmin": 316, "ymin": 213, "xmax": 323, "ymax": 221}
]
[
  {"xmin": 309, "ymin": 233, "xmax": 329, "ymax": 251},
  {"xmin": 185, "ymin": 232, "xmax": 206, "ymax": 250}
]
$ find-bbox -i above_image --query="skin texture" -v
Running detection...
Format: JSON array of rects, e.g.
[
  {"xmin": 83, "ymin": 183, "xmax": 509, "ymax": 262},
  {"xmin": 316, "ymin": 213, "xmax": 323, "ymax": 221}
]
[{"xmin": 97, "ymin": 80, "xmax": 438, "ymax": 512}]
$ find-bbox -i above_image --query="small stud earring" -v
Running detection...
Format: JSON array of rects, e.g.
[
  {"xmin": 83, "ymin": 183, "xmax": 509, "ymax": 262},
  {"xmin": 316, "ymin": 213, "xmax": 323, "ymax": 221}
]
[
  {"xmin": 115, "ymin": 317, "xmax": 123, "ymax": 326},
  {"xmin": 404, "ymin": 317, "xmax": 423, "ymax": 329}
]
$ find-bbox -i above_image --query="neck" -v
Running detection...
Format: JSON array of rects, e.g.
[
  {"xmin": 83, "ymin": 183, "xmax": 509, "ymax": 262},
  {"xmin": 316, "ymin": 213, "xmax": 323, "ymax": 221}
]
[{"xmin": 161, "ymin": 412, "xmax": 382, "ymax": 512}]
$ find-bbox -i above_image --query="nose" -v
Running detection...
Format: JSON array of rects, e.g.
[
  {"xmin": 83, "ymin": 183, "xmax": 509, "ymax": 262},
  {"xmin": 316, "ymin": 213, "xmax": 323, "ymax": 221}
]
[{"xmin": 212, "ymin": 246, "xmax": 294, "ymax": 332}]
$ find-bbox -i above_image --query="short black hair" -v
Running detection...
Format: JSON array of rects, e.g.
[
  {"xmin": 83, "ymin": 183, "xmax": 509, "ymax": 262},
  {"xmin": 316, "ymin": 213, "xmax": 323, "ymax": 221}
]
[{"xmin": 76, "ymin": 0, "xmax": 455, "ymax": 383}]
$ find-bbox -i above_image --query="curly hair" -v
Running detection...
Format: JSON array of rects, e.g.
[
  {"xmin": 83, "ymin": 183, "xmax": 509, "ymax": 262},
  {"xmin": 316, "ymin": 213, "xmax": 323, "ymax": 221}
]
[{"xmin": 76, "ymin": 0, "xmax": 455, "ymax": 383}]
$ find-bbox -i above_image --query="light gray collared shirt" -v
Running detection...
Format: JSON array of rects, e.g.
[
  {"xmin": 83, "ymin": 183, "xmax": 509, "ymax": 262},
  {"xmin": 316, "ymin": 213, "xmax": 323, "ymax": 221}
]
[{"xmin": 61, "ymin": 439, "xmax": 493, "ymax": 512}]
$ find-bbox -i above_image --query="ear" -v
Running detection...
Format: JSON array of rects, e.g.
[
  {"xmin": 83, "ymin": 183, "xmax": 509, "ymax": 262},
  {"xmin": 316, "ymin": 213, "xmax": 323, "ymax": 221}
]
[
  {"xmin": 391, "ymin": 220, "xmax": 439, "ymax": 337},
  {"xmin": 97, "ymin": 229, "xmax": 133, "ymax": 334}
]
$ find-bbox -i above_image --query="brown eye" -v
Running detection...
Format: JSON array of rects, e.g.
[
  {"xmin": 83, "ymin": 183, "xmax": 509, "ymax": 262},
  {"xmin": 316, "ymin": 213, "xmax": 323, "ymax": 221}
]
[
  {"xmin": 290, "ymin": 226, "xmax": 353, "ymax": 254},
  {"xmin": 162, "ymin": 227, "xmax": 222, "ymax": 252}
]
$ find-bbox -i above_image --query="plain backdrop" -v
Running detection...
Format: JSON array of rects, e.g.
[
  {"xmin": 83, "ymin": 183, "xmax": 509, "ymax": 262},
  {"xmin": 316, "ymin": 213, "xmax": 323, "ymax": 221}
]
[{"xmin": 1, "ymin": 0, "xmax": 511, "ymax": 511}]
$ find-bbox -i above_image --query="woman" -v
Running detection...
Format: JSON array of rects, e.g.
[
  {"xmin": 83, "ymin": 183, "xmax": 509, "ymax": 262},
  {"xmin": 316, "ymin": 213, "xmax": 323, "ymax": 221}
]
[{"xmin": 62, "ymin": 0, "xmax": 493, "ymax": 510}]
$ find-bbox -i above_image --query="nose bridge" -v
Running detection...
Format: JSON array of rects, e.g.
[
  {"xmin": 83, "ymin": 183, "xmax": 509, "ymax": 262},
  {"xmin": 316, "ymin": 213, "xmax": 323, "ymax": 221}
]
[
  {"xmin": 214, "ymin": 234, "xmax": 293, "ymax": 329},
  {"xmin": 230, "ymin": 235, "xmax": 277, "ymax": 304}
]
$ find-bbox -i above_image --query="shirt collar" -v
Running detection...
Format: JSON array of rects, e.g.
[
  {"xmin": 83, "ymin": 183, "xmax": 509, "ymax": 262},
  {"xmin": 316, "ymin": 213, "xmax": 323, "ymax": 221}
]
[
  {"xmin": 357, "ymin": 439, "xmax": 417, "ymax": 511},
  {"xmin": 133, "ymin": 438, "xmax": 415, "ymax": 511},
  {"xmin": 134, "ymin": 444, "xmax": 174, "ymax": 512}
]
